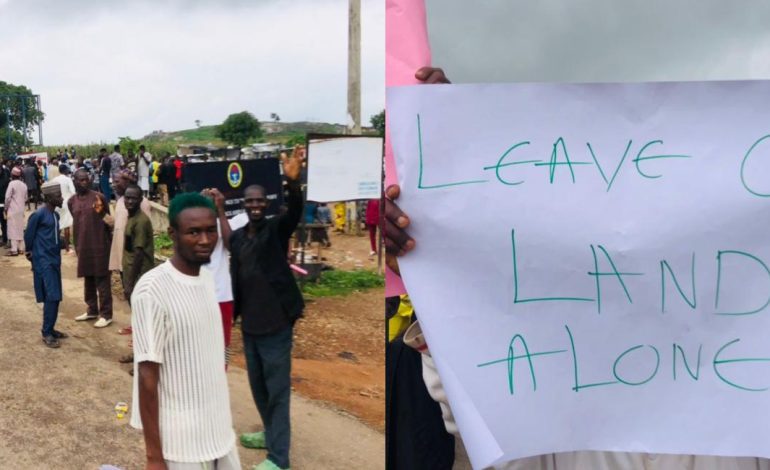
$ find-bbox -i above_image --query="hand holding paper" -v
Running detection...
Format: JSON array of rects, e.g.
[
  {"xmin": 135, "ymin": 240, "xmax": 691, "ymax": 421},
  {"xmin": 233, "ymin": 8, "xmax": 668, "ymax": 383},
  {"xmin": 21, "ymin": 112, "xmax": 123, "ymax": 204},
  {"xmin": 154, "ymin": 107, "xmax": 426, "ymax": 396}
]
[{"xmin": 384, "ymin": 67, "xmax": 451, "ymax": 276}]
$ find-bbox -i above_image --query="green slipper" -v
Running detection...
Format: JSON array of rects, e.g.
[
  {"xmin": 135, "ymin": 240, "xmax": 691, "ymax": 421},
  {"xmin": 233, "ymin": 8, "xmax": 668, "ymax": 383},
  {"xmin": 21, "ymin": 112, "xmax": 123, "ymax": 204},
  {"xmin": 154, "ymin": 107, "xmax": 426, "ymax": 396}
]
[
  {"xmin": 253, "ymin": 459, "xmax": 290, "ymax": 470},
  {"xmin": 240, "ymin": 431, "xmax": 267, "ymax": 449}
]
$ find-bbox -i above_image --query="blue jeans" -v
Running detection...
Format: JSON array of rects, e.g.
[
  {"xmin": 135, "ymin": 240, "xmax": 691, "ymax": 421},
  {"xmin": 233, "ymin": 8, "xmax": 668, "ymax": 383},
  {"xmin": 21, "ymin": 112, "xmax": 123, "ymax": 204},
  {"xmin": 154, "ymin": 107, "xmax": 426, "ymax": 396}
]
[
  {"xmin": 100, "ymin": 174, "xmax": 111, "ymax": 201},
  {"xmin": 42, "ymin": 301, "xmax": 59, "ymax": 337},
  {"xmin": 243, "ymin": 326, "xmax": 293, "ymax": 469}
]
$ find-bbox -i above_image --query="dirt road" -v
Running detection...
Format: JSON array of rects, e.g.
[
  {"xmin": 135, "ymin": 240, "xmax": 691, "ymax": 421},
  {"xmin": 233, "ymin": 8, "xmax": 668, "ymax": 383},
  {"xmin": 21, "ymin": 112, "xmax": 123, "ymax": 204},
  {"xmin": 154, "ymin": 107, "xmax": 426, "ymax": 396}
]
[{"xmin": 0, "ymin": 250, "xmax": 384, "ymax": 469}]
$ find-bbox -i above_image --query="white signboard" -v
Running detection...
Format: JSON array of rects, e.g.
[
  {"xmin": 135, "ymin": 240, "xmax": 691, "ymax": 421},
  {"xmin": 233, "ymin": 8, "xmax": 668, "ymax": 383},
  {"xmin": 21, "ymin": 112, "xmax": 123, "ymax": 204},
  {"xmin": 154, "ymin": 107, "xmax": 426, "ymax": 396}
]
[
  {"xmin": 306, "ymin": 136, "xmax": 383, "ymax": 202},
  {"xmin": 18, "ymin": 151, "xmax": 48, "ymax": 163},
  {"xmin": 388, "ymin": 80, "xmax": 770, "ymax": 469}
]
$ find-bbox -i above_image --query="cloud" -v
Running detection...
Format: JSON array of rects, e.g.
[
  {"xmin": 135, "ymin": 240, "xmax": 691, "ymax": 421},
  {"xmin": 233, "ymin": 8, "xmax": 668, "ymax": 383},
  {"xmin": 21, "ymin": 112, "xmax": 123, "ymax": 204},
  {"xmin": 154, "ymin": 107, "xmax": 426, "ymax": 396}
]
[
  {"xmin": 425, "ymin": 0, "xmax": 770, "ymax": 84},
  {"xmin": 0, "ymin": 0, "xmax": 383, "ymax": 145}
]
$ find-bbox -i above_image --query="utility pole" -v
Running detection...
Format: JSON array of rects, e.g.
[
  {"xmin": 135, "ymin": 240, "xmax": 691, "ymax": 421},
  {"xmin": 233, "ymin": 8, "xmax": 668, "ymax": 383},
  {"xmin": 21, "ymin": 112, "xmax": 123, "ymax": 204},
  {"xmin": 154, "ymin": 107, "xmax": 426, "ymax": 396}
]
[
  {"xmin": 0, "ymin": 93, "xmax": 43, "ymax": 156},
  {"xmin": 346, "ymin": 0, "xmax": 362, "ymax": 235}
]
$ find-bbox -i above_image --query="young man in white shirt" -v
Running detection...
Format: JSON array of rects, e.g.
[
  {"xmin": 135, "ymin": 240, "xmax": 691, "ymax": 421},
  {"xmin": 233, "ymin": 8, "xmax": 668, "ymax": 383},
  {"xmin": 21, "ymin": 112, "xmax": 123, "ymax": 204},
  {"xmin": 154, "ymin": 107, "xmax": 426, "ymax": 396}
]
[
  {"xmin": 136, "ymin": 144, "xmax": 152, "ymax": 198},
  {"xmin": 201, "ymin": 187, "xmax": 248, "ymax": 368},
  {"xmin": 131, "ymin": 192, "xmax": 240, "ymax": 470}
]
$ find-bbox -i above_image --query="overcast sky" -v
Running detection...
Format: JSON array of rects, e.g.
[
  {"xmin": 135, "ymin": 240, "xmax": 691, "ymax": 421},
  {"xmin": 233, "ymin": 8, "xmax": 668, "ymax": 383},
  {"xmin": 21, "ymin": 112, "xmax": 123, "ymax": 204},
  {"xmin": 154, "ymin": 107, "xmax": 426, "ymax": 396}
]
[
  {"xmin": 425, "ymin": 0, "xmax": 770, "ymax": 84},
  {"xmin": 0, "ymin": 0, "xmax": 383, "ymax": 146}
]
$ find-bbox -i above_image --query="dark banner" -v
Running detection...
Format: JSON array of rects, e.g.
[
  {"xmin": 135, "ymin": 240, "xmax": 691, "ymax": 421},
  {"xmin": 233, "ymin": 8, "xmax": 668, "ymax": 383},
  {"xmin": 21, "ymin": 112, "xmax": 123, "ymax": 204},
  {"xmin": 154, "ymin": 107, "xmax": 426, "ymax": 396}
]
[{"xmin": 182, "ymin": 158, "xmax": 284, "ymax": 217}]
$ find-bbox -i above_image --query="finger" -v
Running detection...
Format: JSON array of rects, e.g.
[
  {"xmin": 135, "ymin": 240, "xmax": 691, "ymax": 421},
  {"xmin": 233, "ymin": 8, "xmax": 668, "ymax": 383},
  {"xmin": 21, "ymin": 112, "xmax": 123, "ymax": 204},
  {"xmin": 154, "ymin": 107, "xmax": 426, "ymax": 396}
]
[
  {"xmin": 383, "ymin": 217, "xmax": 408, "ymax": 252},
  {"xmin": 426, "ymin": 69, "xmax": 450, "ymax": 84},
  {"xmin": 415, "ymin": 67, "xmax": 450, "ymax": 84},
  {"xmin": 414, "ymin": 66, "xmax": 434, "ymax": 80},
  {"xmin": 385, "ymin": 184, "xmax": 400, "ymax": 201},
  {"xmin": 384, "ymin": 217, "xmax": 414, "ymax": 255},
  {"xmin": 384, "ymin": 196, "xmax": 409, "ymax": 229}
]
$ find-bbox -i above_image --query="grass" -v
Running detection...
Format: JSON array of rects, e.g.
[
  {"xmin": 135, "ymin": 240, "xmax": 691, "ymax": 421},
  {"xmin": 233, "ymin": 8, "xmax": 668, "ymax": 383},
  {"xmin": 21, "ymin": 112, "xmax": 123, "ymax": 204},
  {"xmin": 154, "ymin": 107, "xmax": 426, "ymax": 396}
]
[
  {"xmin": 302, "ymin": 269, "xmax": 384, "ymax": 297},
  {"xmin": 172, "ymin": 126, "xmax": 220, "ymax": 142},
  {"xmin": 153, "ymin": 232, "xmax": 174, "ymax": 258}
]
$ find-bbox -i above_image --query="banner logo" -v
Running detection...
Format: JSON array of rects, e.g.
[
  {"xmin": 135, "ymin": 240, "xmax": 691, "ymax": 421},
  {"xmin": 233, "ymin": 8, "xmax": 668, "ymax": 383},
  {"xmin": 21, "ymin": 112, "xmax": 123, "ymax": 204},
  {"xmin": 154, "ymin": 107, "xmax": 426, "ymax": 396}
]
[{"xmin": 227, "ymin": 162, "xmax": 243, "ymax": 188}]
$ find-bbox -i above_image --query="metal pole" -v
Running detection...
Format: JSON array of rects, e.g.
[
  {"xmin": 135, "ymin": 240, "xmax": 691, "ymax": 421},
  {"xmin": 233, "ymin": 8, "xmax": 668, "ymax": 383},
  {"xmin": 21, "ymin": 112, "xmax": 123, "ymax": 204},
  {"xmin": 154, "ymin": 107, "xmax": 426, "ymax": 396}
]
[
  {"xmin": 376, "ymin": 137, "xmax": 384, "ymax": 275},
  {"xmin": 299, "ymin": 135, "xmax": 309, "ymax": 278},
  {"xmin": 21, "ymin": 95, "xmax": 27, "ymax": 149},
  {"xmin": 37, "ymin": 95, "xmax": 43, "ymax": 146},
  {"xmin": 5, "ymin": 98, "xmax": 10, "ymax": 153}
]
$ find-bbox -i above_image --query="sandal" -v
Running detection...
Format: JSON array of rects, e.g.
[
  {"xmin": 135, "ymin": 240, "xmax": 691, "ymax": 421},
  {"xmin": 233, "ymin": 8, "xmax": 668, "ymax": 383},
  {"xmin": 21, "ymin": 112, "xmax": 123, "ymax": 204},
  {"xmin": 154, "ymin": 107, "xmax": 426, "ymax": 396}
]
[
  {"xmin": 118, "ymin": 353, "xmax": 134, "ymax": 364},
  {"xmin": 118, "ymin": 326, "xmax": 132, "ymax": 335},
  {"xmin": 5, "ymin": 251, "xmax": 18, "ymax": 257},
  {"xmin": 240, "ymin": 431, "xmax": 267, "ymax": 449}
]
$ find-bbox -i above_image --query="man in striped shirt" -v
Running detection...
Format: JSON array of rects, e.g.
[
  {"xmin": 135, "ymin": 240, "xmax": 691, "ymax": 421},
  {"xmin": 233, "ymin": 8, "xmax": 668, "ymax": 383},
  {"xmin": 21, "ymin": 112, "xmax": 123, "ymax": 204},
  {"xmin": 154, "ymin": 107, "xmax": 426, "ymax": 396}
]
[{"xmin": 130, "ymin": 193, "xmax": 240, "ymax": 470}]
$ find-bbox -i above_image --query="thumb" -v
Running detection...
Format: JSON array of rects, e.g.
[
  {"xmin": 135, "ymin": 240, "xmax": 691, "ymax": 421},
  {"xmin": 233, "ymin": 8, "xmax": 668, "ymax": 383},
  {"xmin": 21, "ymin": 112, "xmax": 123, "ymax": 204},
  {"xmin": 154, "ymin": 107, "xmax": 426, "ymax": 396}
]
[{"xmin": 385, "ymin": 184, "xmax": 401, "ymax": 200}]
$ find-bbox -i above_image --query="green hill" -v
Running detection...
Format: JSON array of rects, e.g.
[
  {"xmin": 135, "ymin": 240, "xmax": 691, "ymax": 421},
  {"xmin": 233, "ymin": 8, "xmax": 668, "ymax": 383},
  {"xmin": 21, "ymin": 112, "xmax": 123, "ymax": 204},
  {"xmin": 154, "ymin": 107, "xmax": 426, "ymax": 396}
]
[
  {"xmin": 35, "ymin": 121, "xmax": 379, "ymax": 159},
  {"xmin": 141, "ymin": 121, "xmax": 359, "ymax": 147}
]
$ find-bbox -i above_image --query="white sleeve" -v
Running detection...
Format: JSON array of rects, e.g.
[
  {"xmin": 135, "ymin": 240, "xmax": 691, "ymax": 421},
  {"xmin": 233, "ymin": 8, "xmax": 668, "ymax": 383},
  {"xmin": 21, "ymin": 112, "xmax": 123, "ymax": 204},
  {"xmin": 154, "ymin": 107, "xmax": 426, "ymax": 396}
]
[
  {"xmin": 421, "ymin": 353, "xmax": 459, "ymax": 436},
  {"xmin": 131, "ymin": 292, "xmax": 169, "ymax": 364}
]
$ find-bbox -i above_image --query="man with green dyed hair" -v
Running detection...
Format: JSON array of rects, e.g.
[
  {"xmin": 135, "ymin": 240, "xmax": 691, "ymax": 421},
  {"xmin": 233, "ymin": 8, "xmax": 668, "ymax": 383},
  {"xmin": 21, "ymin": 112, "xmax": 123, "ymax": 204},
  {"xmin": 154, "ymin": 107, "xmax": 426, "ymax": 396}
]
[{"xmin": 130, "ymin": 192, "xmax": 240, "ymax": 470}]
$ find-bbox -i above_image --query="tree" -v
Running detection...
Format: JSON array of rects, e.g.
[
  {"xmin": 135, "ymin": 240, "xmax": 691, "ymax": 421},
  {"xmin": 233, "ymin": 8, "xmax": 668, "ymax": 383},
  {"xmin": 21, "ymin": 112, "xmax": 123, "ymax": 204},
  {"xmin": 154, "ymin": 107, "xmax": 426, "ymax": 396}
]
[
  {"xmin": 370, "ymin": 109, "xmax": 385, "ymax": 136},
  {"xmin": 194, "ymin": 119, "xmax": 201, "ymax": 128},
  {"xmin": 284, "ymin": 133, "xmax": 306, "ymax": 148},
  {"xmin": 270, "ymin": 113, "xmax": 281, "ymax": 122},
  {"xmin": 0, "ymin": 81, "xmax": 44, "ymax": 157},
  {"xmin": 216, "ymin": 111, "xmax": 263, "ymax": 147},
  {"xmin": 118, "ymin": 136, "xmax": 139, "ymax": 157}
]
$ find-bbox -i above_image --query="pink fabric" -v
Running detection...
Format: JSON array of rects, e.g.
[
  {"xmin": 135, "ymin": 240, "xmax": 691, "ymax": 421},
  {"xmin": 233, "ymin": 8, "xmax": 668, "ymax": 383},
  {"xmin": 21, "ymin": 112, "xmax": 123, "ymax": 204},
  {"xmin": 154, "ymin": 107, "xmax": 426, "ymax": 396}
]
[{"xmin": 385, "ymin": 0, "xmax": 432, "ymax": 296}]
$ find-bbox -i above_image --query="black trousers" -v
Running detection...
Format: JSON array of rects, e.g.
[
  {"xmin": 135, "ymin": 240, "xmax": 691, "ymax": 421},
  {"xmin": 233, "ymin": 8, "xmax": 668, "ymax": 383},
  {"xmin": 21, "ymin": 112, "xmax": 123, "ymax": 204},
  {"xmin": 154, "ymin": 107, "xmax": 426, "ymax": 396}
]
[
  {"xmin": 0, "ymin": 207, "xmax": 7, "ymax": 244},
  {"xmin": 386, "ymin": 316, "xmax": 455, "ymax": 469}
]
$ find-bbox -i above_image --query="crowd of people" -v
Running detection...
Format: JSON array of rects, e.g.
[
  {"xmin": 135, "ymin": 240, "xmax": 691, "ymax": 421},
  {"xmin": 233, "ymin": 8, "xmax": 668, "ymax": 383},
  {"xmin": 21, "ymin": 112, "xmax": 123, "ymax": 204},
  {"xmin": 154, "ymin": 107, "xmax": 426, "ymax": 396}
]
[
  {"xmin": 48, "ymin": 145, "xmax": 185, "ymax": 205},
  {"xmin": 1, "ymin": 144, "xmax": 309, "ymax": 470}
]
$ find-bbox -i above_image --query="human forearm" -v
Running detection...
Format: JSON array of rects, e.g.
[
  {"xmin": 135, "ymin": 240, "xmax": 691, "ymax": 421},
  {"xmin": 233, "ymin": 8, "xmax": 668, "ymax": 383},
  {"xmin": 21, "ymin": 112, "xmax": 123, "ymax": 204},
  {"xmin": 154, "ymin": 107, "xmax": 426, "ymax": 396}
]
[
  {"xmin": 138, "ymin": 362, "xmax": 164, "ymax": 464},
  {"xmin": 220, "ymin": 211, "xmax": 232, "ymax": 251},
  {"xmin": 230, "ymin": 245, "xmax": 241, "ymax": 321},
  {"xmin": 278, "ymin": 182, "xmax": 303, "ymax": 237}
]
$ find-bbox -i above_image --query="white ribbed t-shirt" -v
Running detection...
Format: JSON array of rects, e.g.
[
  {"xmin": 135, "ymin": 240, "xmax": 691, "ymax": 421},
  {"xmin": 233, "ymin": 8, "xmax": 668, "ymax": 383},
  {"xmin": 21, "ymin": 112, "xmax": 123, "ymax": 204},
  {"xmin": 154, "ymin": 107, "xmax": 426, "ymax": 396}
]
[{"xmin": 130, "ymin": 261, "xmax": 235, "ymax": 462}]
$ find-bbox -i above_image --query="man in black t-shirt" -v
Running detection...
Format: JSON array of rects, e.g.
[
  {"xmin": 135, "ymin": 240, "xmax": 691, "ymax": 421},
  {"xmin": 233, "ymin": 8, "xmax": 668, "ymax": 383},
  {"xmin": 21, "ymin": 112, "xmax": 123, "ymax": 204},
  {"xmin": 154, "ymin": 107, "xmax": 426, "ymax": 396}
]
[{"xmin": 230, "ymin": 147, "xmax": 305, "ymax": 470}]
